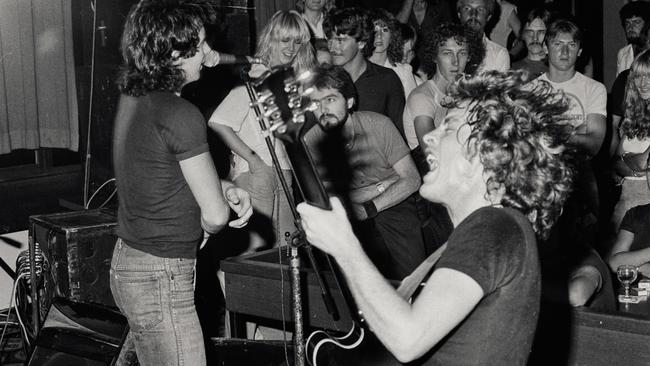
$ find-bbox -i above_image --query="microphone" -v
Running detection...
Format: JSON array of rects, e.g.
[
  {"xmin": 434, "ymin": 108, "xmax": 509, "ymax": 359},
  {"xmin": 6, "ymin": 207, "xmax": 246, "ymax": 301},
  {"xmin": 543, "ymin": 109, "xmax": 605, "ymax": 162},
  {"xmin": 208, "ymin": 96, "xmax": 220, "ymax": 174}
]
[{"xmin": 203, "ymin": 50, "xmax": 263, "ymax": 67}]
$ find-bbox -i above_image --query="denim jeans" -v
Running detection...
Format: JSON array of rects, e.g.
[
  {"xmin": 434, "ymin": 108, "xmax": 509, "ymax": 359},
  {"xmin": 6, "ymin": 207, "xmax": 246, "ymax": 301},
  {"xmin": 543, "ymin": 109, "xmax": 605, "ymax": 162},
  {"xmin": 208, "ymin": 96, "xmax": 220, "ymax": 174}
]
[
  {"xmin": 110, "ymin": 239, "xmax": 205, "ymax": 366},
  {"xmin": 234, "ymin": 166, "xmax": 295, "ymax": 247}
]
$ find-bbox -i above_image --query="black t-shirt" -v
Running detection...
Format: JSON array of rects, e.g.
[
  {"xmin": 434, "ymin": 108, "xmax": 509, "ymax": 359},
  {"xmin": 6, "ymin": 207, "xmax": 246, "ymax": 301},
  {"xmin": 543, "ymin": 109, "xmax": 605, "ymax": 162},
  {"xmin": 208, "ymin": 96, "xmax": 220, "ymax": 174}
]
[
  {"xmin": 422, "ymin": 207, "xmax": 540, "ymax": 366},
  {"xmin": 610, "ymin": 69, "xmax": 629, "ymax": 118},
  {"xmin": 355, "ymin": 61, "xmax": 406, "ymax": 137},
  {"xmin": 113, "ymin": 92, "xmax": 209, "ymax": 258},
  {"xmin": 620, "ymin": 203, "xmax": 650, "ymax": 251}
]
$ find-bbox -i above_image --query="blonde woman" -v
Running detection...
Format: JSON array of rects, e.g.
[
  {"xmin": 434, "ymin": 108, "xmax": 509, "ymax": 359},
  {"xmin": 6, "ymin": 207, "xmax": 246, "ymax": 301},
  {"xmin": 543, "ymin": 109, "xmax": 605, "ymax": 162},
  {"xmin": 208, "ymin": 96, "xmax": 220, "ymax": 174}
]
[{"xmin": 209, "ymin": 10, "xmax": 316, "ymax": 249}]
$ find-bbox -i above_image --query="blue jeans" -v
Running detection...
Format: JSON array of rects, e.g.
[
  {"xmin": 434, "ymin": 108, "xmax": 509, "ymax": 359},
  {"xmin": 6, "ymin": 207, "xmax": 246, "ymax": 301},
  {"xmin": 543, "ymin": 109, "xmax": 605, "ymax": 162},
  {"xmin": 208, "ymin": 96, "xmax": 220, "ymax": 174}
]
[
  {"xmin": 234, "ymin": 166, "xmax": 295, "ymax": 247},
  {"xmin": 110, "ymin": 239, "xmax": 205, "ymax": 366}
]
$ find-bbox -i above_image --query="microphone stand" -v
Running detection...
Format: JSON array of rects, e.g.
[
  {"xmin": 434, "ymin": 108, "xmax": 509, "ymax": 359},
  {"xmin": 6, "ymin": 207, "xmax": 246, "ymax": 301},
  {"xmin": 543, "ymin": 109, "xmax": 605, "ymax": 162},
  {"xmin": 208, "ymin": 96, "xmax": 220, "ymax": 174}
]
[{"xmin": 243, "ymin": 71, "xmax": 338, "ymax": 366}]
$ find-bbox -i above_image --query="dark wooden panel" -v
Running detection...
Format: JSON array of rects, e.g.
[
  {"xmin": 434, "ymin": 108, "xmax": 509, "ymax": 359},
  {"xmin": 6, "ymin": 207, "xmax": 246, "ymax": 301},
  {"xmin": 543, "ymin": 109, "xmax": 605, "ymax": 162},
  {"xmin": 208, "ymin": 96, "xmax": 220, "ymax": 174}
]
[{"xmin": 222, "ymin": 248, "xmax": 357, "ymax": 331}]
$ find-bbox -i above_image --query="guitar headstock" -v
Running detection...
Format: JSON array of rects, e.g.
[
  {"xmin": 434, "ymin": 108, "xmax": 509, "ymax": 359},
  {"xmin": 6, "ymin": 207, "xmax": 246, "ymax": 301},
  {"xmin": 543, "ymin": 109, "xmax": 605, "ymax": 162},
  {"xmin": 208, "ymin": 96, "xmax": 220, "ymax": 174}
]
[
  {"xmin": 248, "ymin": 66, "xmax": 331, "ymax": 211},
  {"xmin": 249, "ymin": 66, "xmax": 318, "ymax": 143}
]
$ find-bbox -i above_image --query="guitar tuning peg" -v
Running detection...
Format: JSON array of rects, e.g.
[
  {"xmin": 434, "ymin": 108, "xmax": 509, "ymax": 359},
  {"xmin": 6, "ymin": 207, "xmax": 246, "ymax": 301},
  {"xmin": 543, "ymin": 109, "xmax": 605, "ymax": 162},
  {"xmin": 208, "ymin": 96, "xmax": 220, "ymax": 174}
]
[
  {"xmin": 306, "ymin": 101, "xmax": 320, "ymax": 112},
  {"xmin": 302, "ymin": 87, "xmax": 314, "ymax": 96},
  {"xmin": 297, "ymin": 70, "xmax": 312, "ymax": 82}
]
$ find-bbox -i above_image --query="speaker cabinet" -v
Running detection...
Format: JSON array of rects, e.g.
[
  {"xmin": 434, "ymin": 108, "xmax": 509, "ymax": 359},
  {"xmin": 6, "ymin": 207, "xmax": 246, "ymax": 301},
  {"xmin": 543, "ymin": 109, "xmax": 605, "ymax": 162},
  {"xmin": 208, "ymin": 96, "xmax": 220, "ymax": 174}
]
[
  {"xmin": 27, "ymin": 297, "xmax": 128, "ymax": 366},
  {"xmin": 29, "ymin": 209, "xmax": 117, "ymax": 311}
]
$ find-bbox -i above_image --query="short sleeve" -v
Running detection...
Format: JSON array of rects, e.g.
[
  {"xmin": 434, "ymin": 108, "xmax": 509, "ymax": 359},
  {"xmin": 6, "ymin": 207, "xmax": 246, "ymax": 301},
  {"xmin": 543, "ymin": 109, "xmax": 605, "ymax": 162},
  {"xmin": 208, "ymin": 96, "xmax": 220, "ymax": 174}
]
[
  {"xmin": 406, "ymin": 90, "xmax": 437, "ymax": 120},
  {"xmin": 586, "ymin": 80, "xmax": 607, "ymax": 117},
  {"xmin": 375, "ymin": 114, "xmax": 410, "ymax": 166},
  {"xmin": 161, "ymin": 103, "xmax": 209, "ymax": 161},
  {"xmin": 437, "ymin": 208, "xmax": 525, "ymax": 294},
  {"xmin": 208, "ymin": 86, "xmax": 250, "ymax": 132},
  {"xmin": 619, "ymin": 206, "xmax": 639, "ymax": 234}
]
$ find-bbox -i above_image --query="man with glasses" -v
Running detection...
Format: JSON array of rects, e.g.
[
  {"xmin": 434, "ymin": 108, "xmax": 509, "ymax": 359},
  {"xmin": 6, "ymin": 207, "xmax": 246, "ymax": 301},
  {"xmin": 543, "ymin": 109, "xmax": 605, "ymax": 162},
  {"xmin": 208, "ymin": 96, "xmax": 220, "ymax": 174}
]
[{"xmin": 456, "ymin": 0, "xmax": 509, "ymax": 73}]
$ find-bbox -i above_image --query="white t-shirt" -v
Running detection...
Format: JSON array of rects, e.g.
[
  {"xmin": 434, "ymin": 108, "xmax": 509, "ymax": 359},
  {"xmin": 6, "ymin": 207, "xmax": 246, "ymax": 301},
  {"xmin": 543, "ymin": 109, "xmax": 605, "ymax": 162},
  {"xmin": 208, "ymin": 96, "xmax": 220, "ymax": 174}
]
[
  {"xmin": 478, "ymin": 35, "xmax": 510, "ymax": 74},
  {"xmin": 402, "ymin": 80, "xmax": 447, "ymax": 150},
  {"xmin": 208, "ymin": 82, "xmax": 291, "ymax": 179},
  {"xmin": 537, "ymin": 72, "xmax": 607, "ymax": 128},
  {"xmin": 617, "ymin": 44, "xmax": 634, "ymax": 77},
  {"xmin": 489, "ymin": 0, "xmax": 517, "ymax": 49},
  {"xmin": 382, "ymin": 59, "xmax": 423, "ymax": 102}
]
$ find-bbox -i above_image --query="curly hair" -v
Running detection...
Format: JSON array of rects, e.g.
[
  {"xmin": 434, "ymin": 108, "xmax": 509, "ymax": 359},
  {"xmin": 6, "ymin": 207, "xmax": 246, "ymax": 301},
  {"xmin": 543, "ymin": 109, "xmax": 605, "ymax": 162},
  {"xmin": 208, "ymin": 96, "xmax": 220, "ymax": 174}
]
[
  {"xmin": 255, "ymin": 10, "xmax": 317, "ymax": 75},
  {"xmin": 421, "ymin": 23, "xmax": 485, "ymax": 76},
  {"xmin": 621, "ymin": 49, "xmax": 650, "ymax": 140},
  {"xmin": 117, "ymin": 0, "xmax": 215, "ymax": 96},
  {"xmin": 295, "ymin": 0, "xmax": 336, "ymax": 14},
  {"xmin": 443, "ymin": 70, "xmax": 576, "ymax": 239},
  {"xmin": 324, "ymin": 7, "xmax": 375, "ymax": 58},
  {"xmin": 367, "ymin": 8, "xmax": 403, "ymax": 65}
]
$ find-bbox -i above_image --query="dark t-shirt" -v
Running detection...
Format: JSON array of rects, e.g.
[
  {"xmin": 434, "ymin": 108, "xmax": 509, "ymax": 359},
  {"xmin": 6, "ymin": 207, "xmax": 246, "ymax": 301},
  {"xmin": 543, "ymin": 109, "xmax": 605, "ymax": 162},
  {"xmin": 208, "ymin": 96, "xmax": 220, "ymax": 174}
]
[
  {"xmin": 423, "ymin": 207, "xmax": 540, "ymax": 366},
  {"xmin": 355, "ymin": 61, "xmax": 406, "ymax": 137},
  {"xmin": 610, "ymin": 69, "xmax": 629, "ymax": 118},
  {"xmin": 511, "ymin": 58, "xmax": 548, "ymax": 80},
  {"xmin": 113, "ymin": 92, "xmax": 209, "ymax": 258},
  {"xmin": 620, "ymin": 203, "xmax": 650, "ymax": 251}
]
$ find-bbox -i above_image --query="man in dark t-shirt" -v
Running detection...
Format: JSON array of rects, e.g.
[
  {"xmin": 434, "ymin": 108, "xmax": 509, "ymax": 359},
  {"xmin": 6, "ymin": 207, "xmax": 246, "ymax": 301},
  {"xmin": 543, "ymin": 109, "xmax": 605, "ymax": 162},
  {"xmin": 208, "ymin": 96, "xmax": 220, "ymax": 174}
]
[
  {"xmin": 110, "ymin": 2, "xmax": 252, "ymax": 364},
  {"xmin": 609, "ymin": 203, "xmax": 650, "ymax": 276},
  {"xmin": 324, "ymin": 7, "xmax": 406, "ymax": 135},
  {"xmin": 298, "ymin": 70, "xmax": 576, "ymax": 365}
]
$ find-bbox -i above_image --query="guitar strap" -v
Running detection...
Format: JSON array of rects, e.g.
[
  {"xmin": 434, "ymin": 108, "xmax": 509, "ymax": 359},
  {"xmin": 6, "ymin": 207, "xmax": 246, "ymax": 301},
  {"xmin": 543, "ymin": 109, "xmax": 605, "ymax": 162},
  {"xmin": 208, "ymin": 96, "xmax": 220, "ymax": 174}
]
[{"xmin": 396, "ymin": 242, "xmax": 447, "ymax": 300}]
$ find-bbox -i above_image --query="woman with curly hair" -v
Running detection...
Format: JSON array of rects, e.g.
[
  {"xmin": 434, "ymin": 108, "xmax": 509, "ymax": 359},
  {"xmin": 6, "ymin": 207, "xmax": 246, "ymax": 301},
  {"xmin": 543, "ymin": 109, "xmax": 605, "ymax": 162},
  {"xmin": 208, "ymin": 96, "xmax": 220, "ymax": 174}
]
[
  {"xmin": 208, "ymin": 10, "xmax": 316, "ymax": 249},
  {"xmin": 403, "ymin": 23, "xmax": 484, "ymax": 163},
  {"xmin": 295, "ymin": 0, "xmax": 335, "ymax": 40},
  {"xmin": 297, "ymin": 70, "xmax": 575, "ymax": 365},
  {"xmin": 368, "ymin": 8, "xmax": 422, "ymax": 101},
  {"xmin": 612, "ymin": 49, "xmax": 650, "ymax": 229}
]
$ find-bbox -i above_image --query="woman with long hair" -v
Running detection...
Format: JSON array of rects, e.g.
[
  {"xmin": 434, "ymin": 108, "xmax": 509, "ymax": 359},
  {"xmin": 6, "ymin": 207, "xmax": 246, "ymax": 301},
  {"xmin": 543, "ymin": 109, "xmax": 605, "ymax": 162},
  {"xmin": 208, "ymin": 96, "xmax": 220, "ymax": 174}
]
[
  {"xmin": 368, "ymin": 8, "xmax": 422, "ymax": 100},
  {"xmin": 208, "ymin": 10, "xmax": 317, "ymax": 249},
  {"xmin": 295, "ymin": 0, "xmax": 335, "ymax": 40},
  {"xmin": 612, "ymin": 49, "xmax": 650, "ymax": 229}
]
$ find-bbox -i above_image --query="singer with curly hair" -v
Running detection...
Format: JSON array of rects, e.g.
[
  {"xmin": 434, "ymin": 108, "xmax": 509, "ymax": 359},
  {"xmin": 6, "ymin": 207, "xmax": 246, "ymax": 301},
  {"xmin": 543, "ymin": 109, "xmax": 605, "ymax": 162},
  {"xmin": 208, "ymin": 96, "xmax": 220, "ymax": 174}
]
[{"xmin": 298, "ymin": 70, "xmax": 575, "ymax": 365}]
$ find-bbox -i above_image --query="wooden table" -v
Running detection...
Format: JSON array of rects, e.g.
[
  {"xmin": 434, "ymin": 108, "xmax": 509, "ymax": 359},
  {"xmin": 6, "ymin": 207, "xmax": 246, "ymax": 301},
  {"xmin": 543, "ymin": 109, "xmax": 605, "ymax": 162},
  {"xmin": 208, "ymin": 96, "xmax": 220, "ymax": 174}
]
[{"xmin": 220, "ymin": 247, "xmax": 358, "ymax": 337}]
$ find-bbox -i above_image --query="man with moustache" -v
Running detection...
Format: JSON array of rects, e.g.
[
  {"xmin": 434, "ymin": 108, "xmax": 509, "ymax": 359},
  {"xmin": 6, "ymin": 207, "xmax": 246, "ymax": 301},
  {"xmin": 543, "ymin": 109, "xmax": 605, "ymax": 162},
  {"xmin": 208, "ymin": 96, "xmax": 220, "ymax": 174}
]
[
  {"xmin": 456, "ymin": 0, "xmax": 509, "ymax": 73},
  {"xmin": 324, "ymin": 7, "xmax": 406, "ymax": 136},
  {"xmin": 303, "ymin": 64, "xmax": 424, "ymax": 280},
  {"xmin": 512, "ymin": 8, "xmax": 552, "ymax": 79},
  {"xmin": 617, "ymin": 1, "xmax": 650, "ymax": 76}
]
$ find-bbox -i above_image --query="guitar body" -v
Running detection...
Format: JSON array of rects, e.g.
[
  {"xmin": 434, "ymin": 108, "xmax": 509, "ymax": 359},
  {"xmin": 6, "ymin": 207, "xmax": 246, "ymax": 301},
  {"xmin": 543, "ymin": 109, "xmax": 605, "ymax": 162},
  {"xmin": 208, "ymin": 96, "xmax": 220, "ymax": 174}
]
[{"xmin": 306, "ymin": 324, "xmax": 401, "ymax": 366}]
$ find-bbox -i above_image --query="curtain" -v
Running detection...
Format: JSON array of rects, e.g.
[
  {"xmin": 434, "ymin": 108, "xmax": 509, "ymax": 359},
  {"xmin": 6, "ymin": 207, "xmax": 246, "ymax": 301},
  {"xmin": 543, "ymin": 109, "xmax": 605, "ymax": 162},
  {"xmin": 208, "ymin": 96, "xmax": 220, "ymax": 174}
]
[{"xmin": 0, "ymin": 0, "xmax": 79, "ymax": 154}]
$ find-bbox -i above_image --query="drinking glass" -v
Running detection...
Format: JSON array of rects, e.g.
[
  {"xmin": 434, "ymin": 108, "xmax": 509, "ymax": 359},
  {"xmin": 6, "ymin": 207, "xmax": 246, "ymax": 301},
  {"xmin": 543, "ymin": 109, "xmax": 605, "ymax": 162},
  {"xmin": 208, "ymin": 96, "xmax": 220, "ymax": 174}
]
[{"xmin": 617, "ymin": 265, "xmax": 639, "ymax": 300}]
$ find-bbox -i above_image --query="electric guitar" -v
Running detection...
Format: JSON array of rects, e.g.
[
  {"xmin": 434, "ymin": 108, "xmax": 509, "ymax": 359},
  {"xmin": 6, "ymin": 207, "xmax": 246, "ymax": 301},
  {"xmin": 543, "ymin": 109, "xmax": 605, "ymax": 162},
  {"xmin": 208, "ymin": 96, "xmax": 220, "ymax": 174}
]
[{"xmin": 249, "ymin": 66, "xmax": 409, "ymax": 366}]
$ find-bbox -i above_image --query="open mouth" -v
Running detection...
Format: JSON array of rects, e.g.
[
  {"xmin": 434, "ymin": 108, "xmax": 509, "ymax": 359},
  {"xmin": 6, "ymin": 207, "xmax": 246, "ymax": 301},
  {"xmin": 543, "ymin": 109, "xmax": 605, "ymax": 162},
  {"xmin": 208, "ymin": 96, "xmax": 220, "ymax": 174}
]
[{"xmin": 425, "ymin": 152, "xmax": 439, "ymax": 172}]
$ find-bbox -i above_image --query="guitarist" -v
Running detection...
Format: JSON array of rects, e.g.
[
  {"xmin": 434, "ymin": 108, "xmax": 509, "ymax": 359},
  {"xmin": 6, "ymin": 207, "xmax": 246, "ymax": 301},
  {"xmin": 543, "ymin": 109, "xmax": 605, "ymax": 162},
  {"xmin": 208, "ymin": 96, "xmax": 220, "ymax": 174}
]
[
  {"xmin": 298, "ymin": 69, "xmax": 576, "ymax": 365},
  {"xmin": 303, "ymin": 64, "xmax": 425, "ymax": 281}
]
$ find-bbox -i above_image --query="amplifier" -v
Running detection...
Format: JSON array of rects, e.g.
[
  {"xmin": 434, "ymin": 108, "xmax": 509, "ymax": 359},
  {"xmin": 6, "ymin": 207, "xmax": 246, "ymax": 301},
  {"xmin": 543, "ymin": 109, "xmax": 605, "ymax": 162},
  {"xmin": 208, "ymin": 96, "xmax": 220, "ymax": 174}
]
[{"xmin": 29, "ymin": 209, "xmax": 118, "ymax": 310}]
